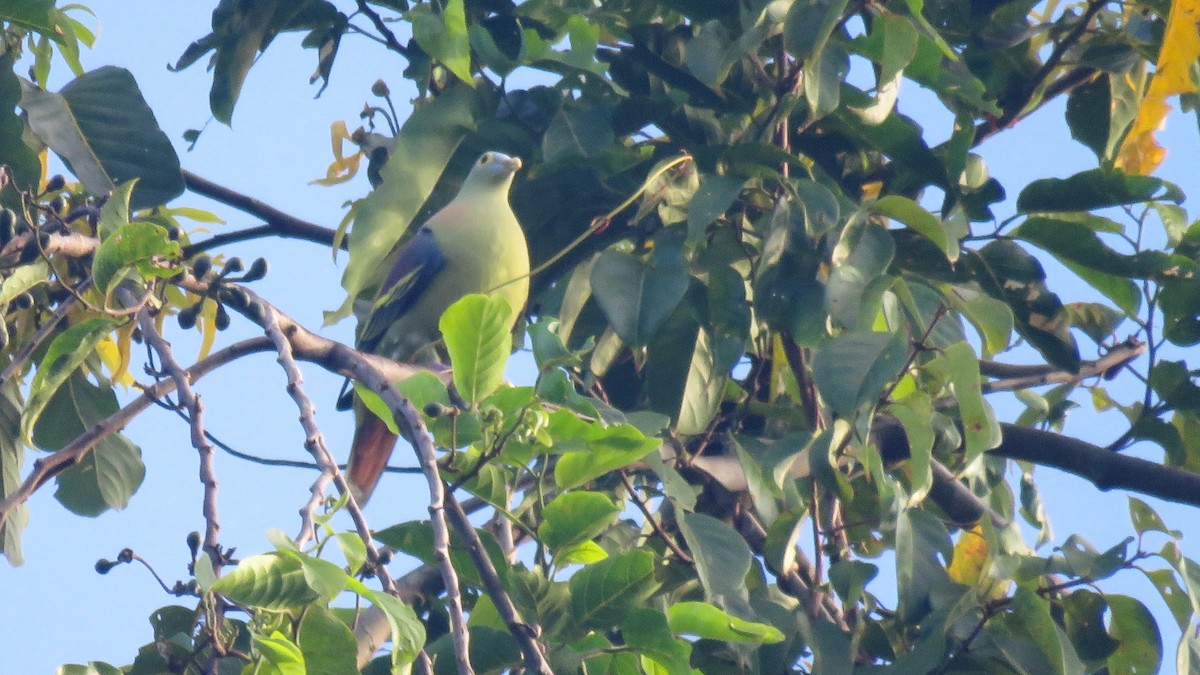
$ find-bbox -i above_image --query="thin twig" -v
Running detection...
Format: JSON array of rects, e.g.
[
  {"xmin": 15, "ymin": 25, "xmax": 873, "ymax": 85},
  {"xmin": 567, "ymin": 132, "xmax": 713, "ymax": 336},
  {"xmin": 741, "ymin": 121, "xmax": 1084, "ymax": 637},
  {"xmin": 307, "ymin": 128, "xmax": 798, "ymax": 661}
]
[
  {"xmin": 620, "ymin": 471, "xmax": 693, "ymax": 564},
  {"xmin": 123, "ymin": 287, "xmax": 223, "ymax": 560},
  {"xmin": 0, "ymin": 338, "xmax": 273, "ymax": 525}
]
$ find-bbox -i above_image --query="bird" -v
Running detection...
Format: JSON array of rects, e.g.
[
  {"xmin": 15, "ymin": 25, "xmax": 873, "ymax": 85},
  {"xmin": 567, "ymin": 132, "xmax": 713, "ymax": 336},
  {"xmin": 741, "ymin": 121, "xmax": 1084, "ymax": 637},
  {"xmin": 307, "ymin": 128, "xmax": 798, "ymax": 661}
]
[{"xmin": 347, "ymin": 151, "xmax": 529, "ymax": 502}]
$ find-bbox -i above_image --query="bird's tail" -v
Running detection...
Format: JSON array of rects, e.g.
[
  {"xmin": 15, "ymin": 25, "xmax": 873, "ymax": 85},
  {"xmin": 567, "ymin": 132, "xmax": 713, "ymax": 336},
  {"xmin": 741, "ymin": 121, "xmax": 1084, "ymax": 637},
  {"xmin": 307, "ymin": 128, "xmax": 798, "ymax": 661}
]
[{"xmin": 346, "ymin": 413, "xmax": 398, "ymax": 504}]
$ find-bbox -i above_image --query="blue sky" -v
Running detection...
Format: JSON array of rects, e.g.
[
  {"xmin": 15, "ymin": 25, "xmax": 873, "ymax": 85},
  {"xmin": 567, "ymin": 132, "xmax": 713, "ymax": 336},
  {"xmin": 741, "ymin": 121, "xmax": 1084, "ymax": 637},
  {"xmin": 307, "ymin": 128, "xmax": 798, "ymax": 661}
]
[{"xmin": 3, "ymin": 2, "xmax": 1200, "ymax": 672}]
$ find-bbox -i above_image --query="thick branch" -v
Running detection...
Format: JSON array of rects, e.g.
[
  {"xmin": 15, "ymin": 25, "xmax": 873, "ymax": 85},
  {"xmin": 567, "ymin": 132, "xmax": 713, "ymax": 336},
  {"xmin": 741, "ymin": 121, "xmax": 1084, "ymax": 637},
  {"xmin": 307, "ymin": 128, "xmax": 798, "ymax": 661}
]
[{"xmin": 181, "ymin": 170, "xmax": 342, "ymax": 254}]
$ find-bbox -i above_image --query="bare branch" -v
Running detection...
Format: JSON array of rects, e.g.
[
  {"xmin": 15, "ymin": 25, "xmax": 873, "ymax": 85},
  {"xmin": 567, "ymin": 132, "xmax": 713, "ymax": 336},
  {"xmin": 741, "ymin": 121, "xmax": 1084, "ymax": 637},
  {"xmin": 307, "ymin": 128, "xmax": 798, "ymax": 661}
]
[
  {"xmin": 122, "ymin": 287, "xmax": 224, "ymax": 558},
  {"xmin": 980, "ymin": 340, "xmax": 1145, "ymax": 393},
  {"xmin": 181, "ymin": 170, "xmax": 342, "ymax": 255},
  {"xmin": 0, "ymin": 338, "xmax": 274, "ymax": 523}
]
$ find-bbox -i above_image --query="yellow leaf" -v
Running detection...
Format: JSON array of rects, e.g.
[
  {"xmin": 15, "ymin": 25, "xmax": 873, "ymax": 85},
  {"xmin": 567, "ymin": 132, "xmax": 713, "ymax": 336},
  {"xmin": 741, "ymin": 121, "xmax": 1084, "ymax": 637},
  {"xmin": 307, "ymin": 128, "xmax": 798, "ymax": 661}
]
[
  {"xmin": 1115, "ymin": 0, "xmax": 1200, "ymax": 174},
  {"xmin": 96, "ymin": 330, "xmax": 134, "ymax": 387},
  {"xmin": 197, "ymin": 298, "xmax": 218, "ymax": 360},
  {"xmin": 311, "ymin": 120, "xmax": 364, "ymax": 186},
  {"xmin": 947, "ymin": 525, "xmax": 988, "ymax": 585}
]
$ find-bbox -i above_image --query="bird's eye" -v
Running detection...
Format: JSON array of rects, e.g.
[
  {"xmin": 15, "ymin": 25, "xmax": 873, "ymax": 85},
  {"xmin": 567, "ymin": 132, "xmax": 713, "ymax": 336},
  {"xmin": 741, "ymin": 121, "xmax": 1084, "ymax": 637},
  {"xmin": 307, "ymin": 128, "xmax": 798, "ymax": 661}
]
[{"xmin": 480, "ymin": 153, "xmax": 492, "ymax": 165}]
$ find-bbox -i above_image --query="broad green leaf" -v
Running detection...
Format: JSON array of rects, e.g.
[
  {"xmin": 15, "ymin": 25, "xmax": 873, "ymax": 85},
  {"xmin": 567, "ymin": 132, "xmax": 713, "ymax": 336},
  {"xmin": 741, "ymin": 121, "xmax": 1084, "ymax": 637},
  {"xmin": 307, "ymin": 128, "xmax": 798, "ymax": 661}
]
[
  {"xmin": 91, "ymin": 221, "xmax": 182, "ymax": 292},
  {"xmin": 784, "ymin": 0, "xmax": 852, "ymax": 61},
  {"xmin": 886, "ymin": 393, "xmax": 934, "ymax": 503},
  {"xmin": 803, "ymin": 40, "xmax": 849, "ymax": 121},
  {"xmin": 211, "ymin": 553, "xmax": 321, "ymax": 609},
  {"xmin": 361, "ymin": 590, "xmax": 425, "ymax": 670},
  {"xmin": 877, "ymin": 13, "xmax": 918, "ymax": 85},
  {"xmin": 252, "ymin": 631, "xmax": 305, "ymax": 675},
  {"xmin": 297, "ymin": 606, "xmax": 357, "ymax": 675},
  {"xmin": 1016, "ymin": 216, "xmax": 1176, "ymax": 280},
  {"xmin": 687, "ymin": 173, "xmax": 746, "ymax": 242},
  {"xmin": 943, "ymin": 284, "xmax": 1012, "ymax": 357},
  {"xmin": 53, "ymin": 428, "xmax": 143, "ymax": 516},
  {"xmin": 328, "ymin": 84, "xmax": 477, "ymax": 325},
  {"xmin": 374, "ymin": 520, "xmax": 508, "ymax": 589},
  {"xmin": 23, "ymin": 318, "xmax": 119, "ymax": 443},
  {"xmin": 590, "ymin": 243, "xmax": 690, "ymax": 347},
  {"xmin": 675, "ymin": 328, "xmax": 726, "ymax": 435},
  {"xmin": 895, "ymin": 507, "xmax": 952, "ymax": 623},
  {"xmin": 1061, "ymin": 590, "xmax": 1120, "ymax": 665},
  {"xmin": 623, "ymin": 608, "xmax": 692, "ymax": 675},
  {"xmin": 568, "ymin": 549, "xmax": 660, "ymax": 629},
  {"xmin": 0, "ymin": 0, "xmax": 57, "ymax": 35},
  {"xmin": 678, "ymin": 512, "xmax": 752, "ymax": 602},
  {"xmin": 352, "ymin": 382, "xmax": 399, "ymax": 434},
  {"xmin": 556, "ymin": 540, "xmax": 609, "ymax": 565},
  {"xmin": 667, "ymin": 601, "xmax": 784, "ymax": 643},
  {"xmin": 333, "ymin": 532, "xmax": 368, "ymax": 576},
  {"xmin": 791, "ymin": 178, "xmax": 842, "ymax": 237},
  {"xmin": 0, "ymin": 261, "xmax": 50, "ymax": 305},
  {"xmin": 812, "ymin": 329, "xmax": 909, "ymax": 419},
  {"xmin": 828, "ymin": 560, "xmax": 878, "ymax": 606},
  {"xmin": 542, "ymin": 104, "xmax": 616, "ymax": 164},
  {"xmin": 19, "ymin": 67, "xmax": 183, "ymax": 209},
  {"xmin": 96, "ymin": 179, "xmax": 134, "ymax": 238},
  {"xmin": 1129, "ymin": 496, "xmax": 1182, "ymax": 537},
  {"xmin": 409, "ymin": 0, "xmax": 473, "ymax": 85},
  {"xmin": 0, "ymin": 50, "xmax": 41, "ymax": 203},
  {"xmin": 538, "ymin": 491, "xmax": 620, "ymax": 551},
  {"xmin": 554, "ymin": 421, "xmax": 660, "ymax": 490},
  {"xmin": 440, "ymin": 294, "xmax": 514, "ymax": 403},
  {"xmin": 1017, "ymin": 169, "xmax": 1184, "ymax": 213},
  {"xmin": 928, "ymin": 342, "xmax": 1000, "ymax": 464},
  {"xmin": 1066, "ymin": 75, "xmax": 1112, "ymax": 160},
  {"xmin": 872, "ymin": 195, "xmax": 954, "ymax": 261},
  {"xmin": 826, "ymin": 220, "xmax": 896, "ymax": 329}
]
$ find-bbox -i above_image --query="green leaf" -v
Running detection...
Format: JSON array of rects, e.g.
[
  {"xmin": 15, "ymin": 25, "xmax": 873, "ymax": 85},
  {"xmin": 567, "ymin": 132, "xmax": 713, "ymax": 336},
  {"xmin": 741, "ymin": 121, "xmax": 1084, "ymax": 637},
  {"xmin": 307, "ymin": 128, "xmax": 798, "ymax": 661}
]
[
  {"xmin": 944, "ymin": 284, "xmax": 1012, "ymax": 357},
  {"xmin": 252, "ymin": 631, "xmax": 306, "ymax": 675},
  {"xmin": 826, "ymin": 220, "xmax": 896, "ymax": 329},
  {"xmin": 538, "ymin": 491, "xmax": 620, "ymax": 551},
  {"xmin": 811, "ymin": 329, "xmax": 909, "ymax": 419},
  {"xmin": 0, "ymin": 383, "xmax": 25, "ymax": 565},
  {"xmin": 352, "ymin": 382, "xmax": 399, "ymax": 434},
  {"xmin": 622, "ymin": 608, "xmax": 692, "ymax": 675},
  {"xmin": 374, "ymin": 520, "xmax": 508, "ymax": 589},
  {"xmin": 678, "ymin": 512, "xmax": 752, "ymax": 602},
  {"xmin": 91, "ymin": 220, "xmax": 182, "ymax": 292},
  {"xmin": 22, "ymin": 318, "xmax": 119, "ymax": 443},
  {"xmin": 1061, "ymin": 590, "xmax": 1119, "ymax": 665},
  {"xmin": 1066, "ymin": 75, "xmax": 1111, "ymax": 160},
  {"xmin": 927, "ymin": 342, "xmax": 1000, "ymax": 464},
  {"xmin": 687, "ymin": 173, "xmax": 746, "ymax": 242},
  {"xmin": 1104, "ymin": 595, "xmax": 1162, "ymax": 674},
  {"xmin": 568, "ymin": 549, "xmax": 660, "ymax": 629},
  {"xmin": 211, "ymin": 553, "xmax": 322, "ymax": 609},
  {"xmin": 872, "ymin": 195, "xmax": 954, "ymax": 262},
  {"xmin": 0, "ymin": 50, "xmax": 41, "ymax": 203},
  {"xmin": 895, "ymin": 507, "xmax": 952, "ymax": 623},
  {"xmin": 19, "ymin": 67, "xmax": 183, "ymax": 209},
  {"xmin": 886, "ymin": 393, "xmax": 934, "ymax": 503},
  {"xmin": 54, "ymin": 427, "xmax": 143, "ymax": 516},
  {"xmin": 359, "ymin": 589, "xmax": 425, "ymax": 669},
  {"xmin": 803, "ymin": 40, "xmax": 849, "ymax": 121},
  {"xmin": 1129, "ymin": 497, "xmax": 1182, "ymax": 537},
  {"xmin": 554, "ymin": 420, "xmax": 660, "ymax": 490},
  {"xmin": 297, "ymin": 606, "xmax": 357, "ymax": 675},
  {"xmin": 667, "ymin": 601, "xmax": 785, "ymax": 643},
  {"xmin": 542, "ymin": 104, "xmax": 616, "ymax": 164},
  {"xmin": 784, "ymin": 0, "xmax": 852, "ymax": 61},
  {"xmin": 329, "ymin": 84, "xmax": 477, "ymax": 326},
  {"xmin": 590, "ymin": 243, "xmax": 690, "ymax": 347},
  {"xmin": 0, "ymin": 0, "xmax": 57, "ymax": 35},
  {"xmin": 1017, "ymin": 169, "xmax": 1185, "ymax": 213},
  {"xmin": 0, "ymin": 261, "xmax": 50, "ymax": 305},
  {"xmin": 409, "ymin": 0, "xmax": 473, "ymax": 85},
  {"xmin": 828, "ymin": 560, "xmax": 879, "ymax": 606},
  {"xmin": 1015, "ymin": 216, "xmax": 1175, "ymax": 280},
  {"xmin": 440, "ymin": 294, "xmax": 514, "ymax": 403}
]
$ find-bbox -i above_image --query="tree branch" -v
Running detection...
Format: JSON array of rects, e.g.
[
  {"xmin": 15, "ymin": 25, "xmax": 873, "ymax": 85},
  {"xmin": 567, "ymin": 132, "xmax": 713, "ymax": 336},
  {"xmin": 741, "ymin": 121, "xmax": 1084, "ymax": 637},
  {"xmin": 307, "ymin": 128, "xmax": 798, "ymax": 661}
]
[
  {"xmin": 0, "ymin": 338, "xmax": 274, "ymax": 523},
  {"xmin": 181, "ymin": 170, "xmax": 342, "ymax": 255},
  {"xmin": 979, "ymin": 340, "xmax": 1145, "ymax": 393}
]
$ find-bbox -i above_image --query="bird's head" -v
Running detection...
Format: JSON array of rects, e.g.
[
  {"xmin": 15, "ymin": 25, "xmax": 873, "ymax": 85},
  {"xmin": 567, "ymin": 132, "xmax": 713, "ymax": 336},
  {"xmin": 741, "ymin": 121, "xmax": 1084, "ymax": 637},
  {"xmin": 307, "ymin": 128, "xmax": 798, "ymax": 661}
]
[{"xmin": 461, "ymin": 151, "xmax": 522, "ymax": 192}]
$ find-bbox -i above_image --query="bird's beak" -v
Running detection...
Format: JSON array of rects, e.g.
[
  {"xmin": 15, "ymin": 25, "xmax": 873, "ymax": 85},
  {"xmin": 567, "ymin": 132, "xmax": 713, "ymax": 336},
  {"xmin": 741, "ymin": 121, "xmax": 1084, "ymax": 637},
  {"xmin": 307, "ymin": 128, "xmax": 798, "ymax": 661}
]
[{"xmin": 507, "ymin": 156, "xmax": 523, "ymax": 172}]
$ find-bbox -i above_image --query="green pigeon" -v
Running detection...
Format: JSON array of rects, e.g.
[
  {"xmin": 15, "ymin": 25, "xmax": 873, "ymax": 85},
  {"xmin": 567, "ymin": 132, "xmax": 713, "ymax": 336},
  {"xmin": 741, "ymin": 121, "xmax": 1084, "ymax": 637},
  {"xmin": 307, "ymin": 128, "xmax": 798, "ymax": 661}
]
[{"xmin": 348, "ymin": 151, "xmax": 529, "ymax": 502}]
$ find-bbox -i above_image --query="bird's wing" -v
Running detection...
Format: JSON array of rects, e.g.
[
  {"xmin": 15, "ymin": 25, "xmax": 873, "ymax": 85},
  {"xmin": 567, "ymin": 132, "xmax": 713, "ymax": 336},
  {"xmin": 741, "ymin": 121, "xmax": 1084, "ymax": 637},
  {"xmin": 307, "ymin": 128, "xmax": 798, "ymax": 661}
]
[{"xmin": 355, "ymin": 225, "xmax": 446, "ymax": 354}]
